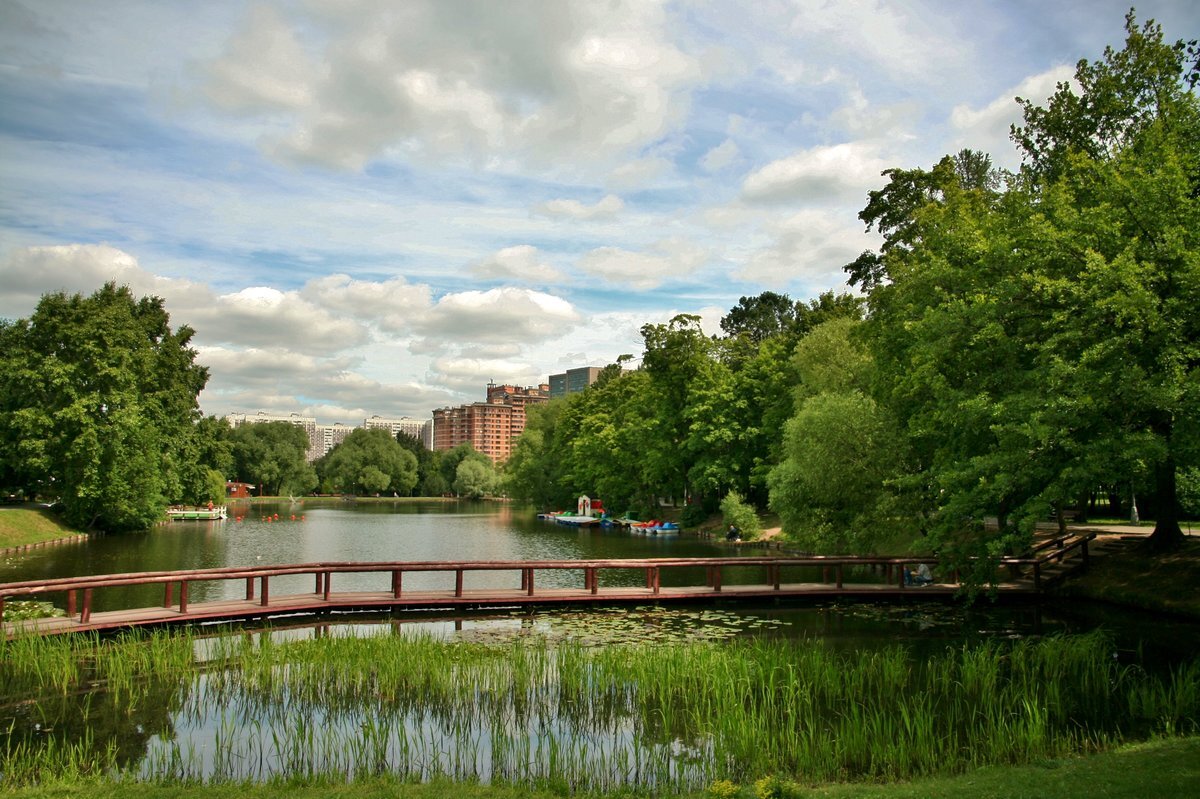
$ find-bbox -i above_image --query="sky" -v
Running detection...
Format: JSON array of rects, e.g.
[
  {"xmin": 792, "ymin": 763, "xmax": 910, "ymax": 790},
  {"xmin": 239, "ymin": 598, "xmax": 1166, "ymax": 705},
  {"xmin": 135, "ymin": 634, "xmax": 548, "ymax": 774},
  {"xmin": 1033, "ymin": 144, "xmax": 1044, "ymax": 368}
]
[{"xmin": 1, "ymin": 1, "xmax": 1197, "ymax": 425}]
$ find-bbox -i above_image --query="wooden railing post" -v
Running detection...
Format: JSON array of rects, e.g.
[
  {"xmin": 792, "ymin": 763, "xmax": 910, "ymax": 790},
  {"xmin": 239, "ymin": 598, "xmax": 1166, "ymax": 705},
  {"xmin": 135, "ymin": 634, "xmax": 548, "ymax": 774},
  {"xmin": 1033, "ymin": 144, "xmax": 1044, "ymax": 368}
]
[
  {"xmin": 163, "ymin": 582, "xmax": 174, "ymax": 608},
  {"xmin": 67, "ymin": 590, "xmax": 77, "ymax": 618},
  {"xmin": 651, "ymin": 567, "xmax": 660, "ymax": 595},
  {"xmin": 81, "ymin": 589, "xmax": 93, "ymax": 623},
  {"xmin": 1033, "ymin": 562, "xmax": 1042, "ymax": 592},
  {"xmin": 898, "ymin": 563, "xmax": 906, "ymax": 589},
  {"xmin": 323, "ymin": 572, "xmax": 331, "ymax": 601},
  {"xmin": 315, "ymin": 572, "xmax": 323, "ymax": 594},
  {"xmin": 455, "ymin": 569, "xmax": 464, "ymax": 598},
  {"xmin": 260, "ymin": 576, "xmax": 270, "ymax": 606},
  {"xmin": 836, "ymin": 564, "xmax": 844, "ymax": 589},
  {"xmin": 392, "ymin": 570, "xmax": 402, "ymax": 598},
  {"xmin": 525, "ymin": 568, "xmax": 534, "ymax": 596},
  {"xmin": 587, "ymin": 567, "xmax": 598, "ymax": 595},
  {"xmin": 245, "ymin": 577, "xmax": 255, "ymax": 600},
  {"xmin": 179, "ymin": 581, "xmax": 189, "ymax": 614},
  {"xmin": 712, "ymin": 566, "xmax": 722, "ymax": 592}
]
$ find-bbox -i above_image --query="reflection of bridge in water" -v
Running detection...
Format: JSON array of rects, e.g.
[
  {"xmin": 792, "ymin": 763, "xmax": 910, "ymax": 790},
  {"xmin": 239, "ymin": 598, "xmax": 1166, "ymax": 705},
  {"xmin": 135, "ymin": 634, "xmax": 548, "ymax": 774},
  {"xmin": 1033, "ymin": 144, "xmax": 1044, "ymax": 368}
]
[{"xmin": 2, "ymin": 534, "xmax": 1093, "ymax": 637}]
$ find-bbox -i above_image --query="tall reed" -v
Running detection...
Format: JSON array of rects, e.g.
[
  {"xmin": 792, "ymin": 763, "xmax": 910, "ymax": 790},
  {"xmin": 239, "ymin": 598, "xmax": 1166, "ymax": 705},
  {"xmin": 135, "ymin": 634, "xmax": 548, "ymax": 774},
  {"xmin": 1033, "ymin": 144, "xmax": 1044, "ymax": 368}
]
[{"xmin": 2, "ymin": 626, "xmax": 1198, "ymax": 792}]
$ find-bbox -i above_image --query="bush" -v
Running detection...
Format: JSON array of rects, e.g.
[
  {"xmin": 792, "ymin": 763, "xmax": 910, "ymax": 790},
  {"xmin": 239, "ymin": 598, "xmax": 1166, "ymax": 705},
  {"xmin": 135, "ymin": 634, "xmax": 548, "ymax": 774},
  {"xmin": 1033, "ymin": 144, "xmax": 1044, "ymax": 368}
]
[{"xmin": 720, "ymin": 490, "xmax": 761, "ymax": 539}]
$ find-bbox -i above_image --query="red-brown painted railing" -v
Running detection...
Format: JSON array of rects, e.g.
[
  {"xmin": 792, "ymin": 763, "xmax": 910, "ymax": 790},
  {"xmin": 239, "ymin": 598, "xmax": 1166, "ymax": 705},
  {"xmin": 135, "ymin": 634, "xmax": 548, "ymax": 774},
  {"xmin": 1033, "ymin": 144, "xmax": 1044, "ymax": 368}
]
[{"xmin": 0, "ymin": 534, "xmax": 1094, "ymax": 631}]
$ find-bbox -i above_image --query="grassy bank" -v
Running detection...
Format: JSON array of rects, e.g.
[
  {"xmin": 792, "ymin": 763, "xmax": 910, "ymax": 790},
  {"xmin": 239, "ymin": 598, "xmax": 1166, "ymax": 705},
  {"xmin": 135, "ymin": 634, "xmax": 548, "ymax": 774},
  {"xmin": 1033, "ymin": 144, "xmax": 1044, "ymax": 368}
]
[
  {"xmin": 1055, "ymin": 537, "xmax": 1200, "ymax": 619},
  {"xmin": 4, "ymin": 736, "xmax": 1198, "ymax": 798},
  {"xmin": 0, "ymin": 506, "xmax": 83, "ymax": 549}
]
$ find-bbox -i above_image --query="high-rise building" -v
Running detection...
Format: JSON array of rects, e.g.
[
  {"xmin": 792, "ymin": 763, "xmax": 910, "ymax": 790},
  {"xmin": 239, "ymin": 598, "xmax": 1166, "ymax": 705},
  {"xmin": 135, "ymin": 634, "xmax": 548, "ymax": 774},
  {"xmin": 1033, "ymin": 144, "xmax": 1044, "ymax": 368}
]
[
  {"xmin": 432, "ymin": 382, "xmax": 550, "ymax": 462},
  {"xmin": 548, "ymin": 366, "xmax": 602, "ymax": 399},
  {"xmin": 363, "ymin": 415, "xmax": 434, "ymax": 449}
]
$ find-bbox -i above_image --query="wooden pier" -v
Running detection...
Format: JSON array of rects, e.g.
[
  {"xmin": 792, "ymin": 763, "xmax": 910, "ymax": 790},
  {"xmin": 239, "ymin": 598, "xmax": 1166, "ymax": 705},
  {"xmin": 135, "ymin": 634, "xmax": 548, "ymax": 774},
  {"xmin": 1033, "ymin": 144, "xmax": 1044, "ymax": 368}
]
[{"xmin": 1, "ymin": 534, "xmax": 1093, "ymax": 637}]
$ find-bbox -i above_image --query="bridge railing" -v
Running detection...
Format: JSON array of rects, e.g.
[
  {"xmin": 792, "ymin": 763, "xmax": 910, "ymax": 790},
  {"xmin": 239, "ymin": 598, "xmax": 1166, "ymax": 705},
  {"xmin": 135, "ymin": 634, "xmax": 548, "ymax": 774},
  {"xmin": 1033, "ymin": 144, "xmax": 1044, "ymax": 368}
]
[{"xmin": 2, "ymin": 545, "xmax": 1090, "ymax": 631}]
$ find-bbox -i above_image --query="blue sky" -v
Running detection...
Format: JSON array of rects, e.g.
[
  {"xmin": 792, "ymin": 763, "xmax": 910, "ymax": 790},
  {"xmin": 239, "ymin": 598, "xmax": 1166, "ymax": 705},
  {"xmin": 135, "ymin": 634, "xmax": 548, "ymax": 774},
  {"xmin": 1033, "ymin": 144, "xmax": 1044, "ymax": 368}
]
[{"xmin": 1, "ymin": 1, "xmax": 1196, "ymax": 424}]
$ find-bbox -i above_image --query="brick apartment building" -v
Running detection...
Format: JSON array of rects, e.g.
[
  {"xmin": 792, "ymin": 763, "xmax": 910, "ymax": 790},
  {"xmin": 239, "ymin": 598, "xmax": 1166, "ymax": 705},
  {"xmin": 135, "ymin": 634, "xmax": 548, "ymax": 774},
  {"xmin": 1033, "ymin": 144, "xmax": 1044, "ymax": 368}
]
[{"xmin": 432, "ymin": 382, "xmax": 550, "ymax": 463}]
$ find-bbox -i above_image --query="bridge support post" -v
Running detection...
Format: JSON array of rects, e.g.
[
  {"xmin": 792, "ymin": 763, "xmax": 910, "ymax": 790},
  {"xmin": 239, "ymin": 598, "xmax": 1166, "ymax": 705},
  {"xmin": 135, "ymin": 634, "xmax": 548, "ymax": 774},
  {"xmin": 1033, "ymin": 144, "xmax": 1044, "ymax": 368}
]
[
  {"xmin": 81, "ymin": 589, "xmax": 92, "ymax": 623},
  {"xmin": 179, "ymin": 581, "xmax": 189, "ymax": 614},
  {"xmin": 260, "ymin": 576, "xmax": 270, "ymax": 606},
  {"xmin": 455, "ymin": 569, "xmax": 464, "ymax": 597},
  {"xmin": 323, "ymin": 572, "xmax": 331, "ymax": 601},
  {"xmin": 651, "ymin": 567, "xmax": 660, "ymax": 595},
  {"xmin": 67, "ymin": 590, "xmax": 76, "ymax": 617},
  {"xmin": 392, "ymin": 570, "xmax": 402, "ymax": 598},
  {"xmin": 586, "ymin": 567, "xmax": 598, "ymax": 594},
  {"xmin": 245, "ymin": 577, "xmax": 254, "ymax": 600},
  {"xmin": 524, "ymin": 568, "xmax": 534, "ymax": 596},
  {"xmin": 163, "ymin": 582, "xmax": 173, "ymax": 608}
]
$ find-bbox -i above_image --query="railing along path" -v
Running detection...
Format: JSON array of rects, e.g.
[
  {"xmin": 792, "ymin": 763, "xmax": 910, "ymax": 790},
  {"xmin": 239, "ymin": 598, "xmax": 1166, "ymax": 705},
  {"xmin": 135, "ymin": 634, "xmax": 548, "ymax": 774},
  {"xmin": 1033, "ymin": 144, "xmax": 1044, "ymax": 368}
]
[{"xmin": 0, "ymin": 533, "xmax": 1094, "ymax": 636}]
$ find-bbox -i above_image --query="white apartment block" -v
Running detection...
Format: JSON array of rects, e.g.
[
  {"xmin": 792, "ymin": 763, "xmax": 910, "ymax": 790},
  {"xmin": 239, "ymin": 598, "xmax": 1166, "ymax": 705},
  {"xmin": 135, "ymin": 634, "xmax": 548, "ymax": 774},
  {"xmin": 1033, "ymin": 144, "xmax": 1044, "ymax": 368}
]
[
  {"xmin": 226, "ymin": 411, "xmax": 322, "ymax": 462},
  {"xmin": 364, "ymin": 415, "xmax": 434, "ymax": 449}
]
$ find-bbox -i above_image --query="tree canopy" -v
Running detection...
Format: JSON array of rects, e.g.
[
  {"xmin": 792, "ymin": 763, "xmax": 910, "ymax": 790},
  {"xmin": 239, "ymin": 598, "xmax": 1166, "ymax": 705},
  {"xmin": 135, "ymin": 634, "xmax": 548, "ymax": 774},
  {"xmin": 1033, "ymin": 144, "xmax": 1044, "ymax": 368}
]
[{"xmin": 0, "ymin": 283, "xmax": 211, "ymax": 530}]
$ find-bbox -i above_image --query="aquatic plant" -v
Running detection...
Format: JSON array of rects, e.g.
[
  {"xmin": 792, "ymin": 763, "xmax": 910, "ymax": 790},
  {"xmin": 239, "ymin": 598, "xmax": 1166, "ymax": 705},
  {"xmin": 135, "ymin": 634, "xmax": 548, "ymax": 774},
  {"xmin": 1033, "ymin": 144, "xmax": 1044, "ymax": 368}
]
[{"xmin": 1, "ymin": 622, "xmax": 1197, "ymax": 792}]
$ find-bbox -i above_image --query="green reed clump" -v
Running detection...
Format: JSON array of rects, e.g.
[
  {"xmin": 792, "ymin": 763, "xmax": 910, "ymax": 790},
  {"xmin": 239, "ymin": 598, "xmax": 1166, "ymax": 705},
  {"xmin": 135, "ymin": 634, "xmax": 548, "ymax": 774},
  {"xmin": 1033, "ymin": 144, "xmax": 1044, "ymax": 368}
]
[{"xmin": 2, "ymin": 626, "xmax": 1198, "ymax": 792}]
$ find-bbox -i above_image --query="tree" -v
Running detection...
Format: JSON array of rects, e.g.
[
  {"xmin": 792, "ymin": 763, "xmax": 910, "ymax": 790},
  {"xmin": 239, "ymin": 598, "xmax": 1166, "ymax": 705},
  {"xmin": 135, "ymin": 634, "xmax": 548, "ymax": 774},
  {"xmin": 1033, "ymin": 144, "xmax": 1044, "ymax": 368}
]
[
  {"xmin": 851, "ymin": 13, "xmax": 1200, "ymax": 560},
  {"xmin": 395, "ymin": 431, "xmax": 435, "ymax": 494},
  {"xmin": 229, "ymin": 421, "xmax": 316, "ymax": 497},
  {"xmin": 318, "ymin": 428, "xmax": 418, "ymax": 496},
  {"xmin": 720, "ymin": 291, "xmax": 797, "ymax": 343},
  {"xmin": 454, "ymin": 458, "xmax": 498, "ymax": 498},
  {"xmin": 0, "ymin": 283, "xmax": 209, "ymax": 531}
]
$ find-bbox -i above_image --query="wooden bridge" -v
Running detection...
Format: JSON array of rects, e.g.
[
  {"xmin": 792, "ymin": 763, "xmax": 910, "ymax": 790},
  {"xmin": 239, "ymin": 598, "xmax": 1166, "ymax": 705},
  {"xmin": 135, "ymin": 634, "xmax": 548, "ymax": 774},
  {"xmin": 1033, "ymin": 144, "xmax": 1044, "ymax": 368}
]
[{"xmin": 0, "ymin": 533, "xmax": 1094, "ymax": 637}]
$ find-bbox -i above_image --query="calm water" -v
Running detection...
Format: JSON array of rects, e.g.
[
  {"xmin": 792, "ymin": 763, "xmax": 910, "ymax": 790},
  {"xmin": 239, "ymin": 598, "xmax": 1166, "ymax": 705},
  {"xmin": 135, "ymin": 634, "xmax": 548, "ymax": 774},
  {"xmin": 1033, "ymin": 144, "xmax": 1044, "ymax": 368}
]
[
  {"xmin": 4, "ymin": 501, "xmax": 1199, "ymax": 788},
  {"xmin": 3, "ymin": 499, "xmax": 1197, "ymax": 659}
]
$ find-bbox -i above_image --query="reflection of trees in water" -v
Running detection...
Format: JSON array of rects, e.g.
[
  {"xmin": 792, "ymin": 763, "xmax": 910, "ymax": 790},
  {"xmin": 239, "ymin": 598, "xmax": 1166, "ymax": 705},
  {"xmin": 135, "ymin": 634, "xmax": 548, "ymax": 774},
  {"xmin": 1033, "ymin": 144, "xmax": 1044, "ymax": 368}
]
[{"xmin": 1, "ymin": 661, "xmax": 187, "ymax": 773}]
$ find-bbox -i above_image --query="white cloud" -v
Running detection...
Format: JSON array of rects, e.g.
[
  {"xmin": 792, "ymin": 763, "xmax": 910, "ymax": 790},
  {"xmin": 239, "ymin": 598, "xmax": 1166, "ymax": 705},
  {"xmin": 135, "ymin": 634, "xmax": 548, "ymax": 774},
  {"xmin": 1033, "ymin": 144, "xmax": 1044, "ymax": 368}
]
[
  {"xmin": 469, "ymin": 245, "xmax": 565, "ymax": 283},
  {"xmin": 949, "ymin": 65, "xmax": 1076, "ymax": 168},
  {"xmin": 736, "ymin": 209, "xmax": 872, "ymax": 288},
  {"xmin": 428, "ymin": 355, "xmax": 543, "ymax": 393},
  {"xmin": 606, "ymin": 156, "xmax": 674, "ymax": 190},
  {"xmin": 414, "ymin": 287, "xmax": 580, "ymax": 345},
  {"xmin": 740, "ymin": 143, "xmax": 890, "ymax": 204},
  {"xmin": 700, "ymin": 138, "xmax": 739, "ymax": 172},
  {"xmin": 533, "ymin": 194, "xmax": 624, "ymax": 220},
  {"xmin": 576, "ymin": 240, "xmax": 707, "ymax": 289},
  {"xmin": 203, "ymin": 0, "xmax": 701, "ymax": 172}
]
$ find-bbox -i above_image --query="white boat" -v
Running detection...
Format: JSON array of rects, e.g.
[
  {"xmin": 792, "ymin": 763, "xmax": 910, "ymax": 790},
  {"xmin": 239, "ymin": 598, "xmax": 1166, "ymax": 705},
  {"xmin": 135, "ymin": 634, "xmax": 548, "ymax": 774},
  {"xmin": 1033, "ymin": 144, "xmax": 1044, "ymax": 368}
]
[{"xmin": 166, "ymin": 505, "xmax": 228, "ymax": 521}]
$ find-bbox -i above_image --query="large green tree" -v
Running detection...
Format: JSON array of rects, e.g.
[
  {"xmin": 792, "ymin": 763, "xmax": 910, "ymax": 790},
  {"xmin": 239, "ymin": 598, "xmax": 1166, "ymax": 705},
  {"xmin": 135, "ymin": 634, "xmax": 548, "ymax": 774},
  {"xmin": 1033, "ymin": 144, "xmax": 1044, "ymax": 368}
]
[
  {"xmin": 229, "ymin": 421, "xmax": 316, "ymax": 497},
  {"xmin": 853, "ymin": 14, "xmax": 1199, "ymax": 560},
  {"xmin": 0, "ymin": 283, "xmax": 209, "ymax": 531},
  {"xmin": 318, "ymin": 428, "xmax": 418, "ymax": 496}
]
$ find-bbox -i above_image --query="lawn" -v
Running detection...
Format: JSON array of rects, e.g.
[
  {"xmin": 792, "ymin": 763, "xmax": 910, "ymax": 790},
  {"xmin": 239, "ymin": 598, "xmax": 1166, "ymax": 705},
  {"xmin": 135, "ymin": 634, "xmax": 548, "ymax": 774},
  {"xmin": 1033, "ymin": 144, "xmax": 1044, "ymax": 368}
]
[{"xmin": 0, "ymin": 506, "xmax": 82, "ymax": 549}]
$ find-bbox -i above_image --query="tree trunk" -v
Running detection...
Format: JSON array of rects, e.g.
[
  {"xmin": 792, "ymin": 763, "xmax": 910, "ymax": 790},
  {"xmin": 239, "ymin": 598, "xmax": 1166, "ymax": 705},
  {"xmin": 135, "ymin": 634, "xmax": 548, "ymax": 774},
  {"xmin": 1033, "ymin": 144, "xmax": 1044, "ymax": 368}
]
[{"xmin": 1144, "ymin": 440, "xmax": 1184, "ymax": 553}]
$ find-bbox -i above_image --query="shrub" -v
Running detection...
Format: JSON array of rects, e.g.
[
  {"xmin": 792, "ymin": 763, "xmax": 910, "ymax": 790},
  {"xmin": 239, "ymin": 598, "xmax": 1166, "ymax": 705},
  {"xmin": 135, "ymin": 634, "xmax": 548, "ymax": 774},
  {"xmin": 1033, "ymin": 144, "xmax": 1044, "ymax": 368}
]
[{"xmin": 720, "ymin": 490, "xmax": 761, "ymax": 539}]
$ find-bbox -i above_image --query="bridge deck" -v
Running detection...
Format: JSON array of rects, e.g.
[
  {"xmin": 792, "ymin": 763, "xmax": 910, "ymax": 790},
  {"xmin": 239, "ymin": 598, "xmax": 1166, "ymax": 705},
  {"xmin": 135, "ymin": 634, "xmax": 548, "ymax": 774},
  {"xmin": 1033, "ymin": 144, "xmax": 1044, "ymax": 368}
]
[
  {"xmin": 3, "ymin": 579, "xmax": 1033, "ymax": 636},
  {"xmin": 3, "ymin": 537, "xmax": 1095, "ymax": 637}
]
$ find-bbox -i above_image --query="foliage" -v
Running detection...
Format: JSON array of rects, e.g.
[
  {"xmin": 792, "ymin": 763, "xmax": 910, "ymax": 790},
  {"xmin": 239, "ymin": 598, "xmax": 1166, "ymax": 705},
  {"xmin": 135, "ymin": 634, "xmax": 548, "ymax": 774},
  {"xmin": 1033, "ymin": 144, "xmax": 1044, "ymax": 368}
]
[
  {"xmin": 0, "ymin": 283, "xmax": 210, "ymax": 531},
  {"xmin": 395, "ymin": 432, "xmax": 436, "ymax": 494},
  {"xmin": 719, "ymin": 490, "xmax": 760, "ymax": 539},
  {"xmin": 453, "ymin": 457, "xmax": 499, "ymax": 498},
  {"xmin": 229, "ymin": 421, "xmax": 316, "ymax": 497},
  {"xmin": 317, "ymin": 428, "xmax": 419, "ymax": 496},
  {"xmin": 848, "ymin": 14, "xmax": 1200, "ymax": 562}
]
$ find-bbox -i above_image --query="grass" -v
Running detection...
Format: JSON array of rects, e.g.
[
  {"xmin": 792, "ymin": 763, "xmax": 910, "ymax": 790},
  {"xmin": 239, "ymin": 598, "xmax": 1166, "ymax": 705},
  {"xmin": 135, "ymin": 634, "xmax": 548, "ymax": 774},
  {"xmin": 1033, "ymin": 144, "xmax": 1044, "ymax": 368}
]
[
  {"xmin": 1055, "ymin": 538, "xmax": 1200, "ymax": 619},
  {"xmin": 2, "ymin": 736, "xmax": 1198, "ymax": 798},
  {"xmin": 0, "ymin": 506, "xmax": 83, "ymax": 548},
  {"xmin": 2, "ymin": 628, "xmax": 1197, "ymax": 792}
]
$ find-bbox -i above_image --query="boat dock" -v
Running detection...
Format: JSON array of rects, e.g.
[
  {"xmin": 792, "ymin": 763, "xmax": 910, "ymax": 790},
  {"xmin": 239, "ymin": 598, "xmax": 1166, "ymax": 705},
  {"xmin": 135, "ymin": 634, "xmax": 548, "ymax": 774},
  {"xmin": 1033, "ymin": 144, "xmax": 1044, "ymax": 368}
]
[{"xmin": 1, "ymin": 534, "xmax": 1093, "ymax": 636}]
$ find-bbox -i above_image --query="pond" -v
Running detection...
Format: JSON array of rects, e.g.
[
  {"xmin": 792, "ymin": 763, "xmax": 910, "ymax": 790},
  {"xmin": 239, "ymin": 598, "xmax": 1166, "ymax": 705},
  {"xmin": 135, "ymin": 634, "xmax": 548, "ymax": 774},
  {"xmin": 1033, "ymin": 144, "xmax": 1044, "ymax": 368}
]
[{"xmin": 3, "ymin": 501, "xmax": 1199, "ymax": 790}]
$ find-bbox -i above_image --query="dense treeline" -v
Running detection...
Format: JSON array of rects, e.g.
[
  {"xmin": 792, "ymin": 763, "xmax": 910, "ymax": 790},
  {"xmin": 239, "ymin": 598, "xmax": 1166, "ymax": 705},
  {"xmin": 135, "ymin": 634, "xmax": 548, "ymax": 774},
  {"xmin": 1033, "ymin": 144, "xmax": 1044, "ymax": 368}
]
[{"xmin": 507, "ymin": 15, "xmax": 1200, "ymax": 566}]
